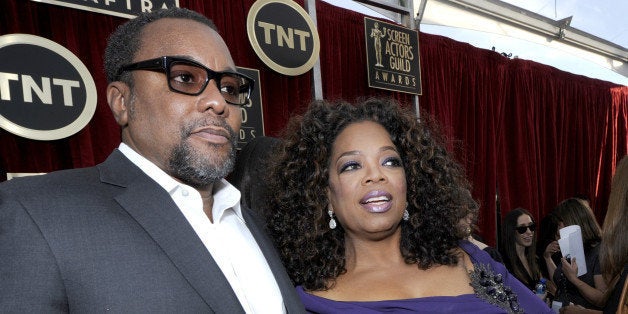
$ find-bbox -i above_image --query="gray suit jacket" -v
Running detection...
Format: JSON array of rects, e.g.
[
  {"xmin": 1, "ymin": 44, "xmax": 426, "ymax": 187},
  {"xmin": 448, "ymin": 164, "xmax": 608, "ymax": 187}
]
[{"xmin": 0, "ymin": 150, "xmax": 304, "ymax": 313}]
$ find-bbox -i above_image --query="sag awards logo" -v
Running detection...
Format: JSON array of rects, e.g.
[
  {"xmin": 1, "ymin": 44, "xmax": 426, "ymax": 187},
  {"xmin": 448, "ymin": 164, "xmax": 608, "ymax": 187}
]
[{"xmin": 364, "ymin": 17, "xmax": 422, "ymax": 95}]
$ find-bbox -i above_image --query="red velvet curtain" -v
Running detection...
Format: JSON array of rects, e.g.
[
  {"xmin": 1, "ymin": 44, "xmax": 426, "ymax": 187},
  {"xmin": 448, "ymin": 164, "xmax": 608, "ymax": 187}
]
[
  {"xmin": 1, "ymin": 0, "xmax": 626, "ymax": 246},
  {"xmin": 497, "ymin": 63, "xmax": 626, "ymax": 227},
  {"xmin": 417, "ymin": 34, "xmax": 512, "ymax": 244}
]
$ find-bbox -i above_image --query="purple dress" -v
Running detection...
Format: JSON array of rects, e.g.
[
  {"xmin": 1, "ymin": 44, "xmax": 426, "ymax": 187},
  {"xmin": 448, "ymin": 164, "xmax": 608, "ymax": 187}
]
[{"xmin": 297, "ymin": 241, "xmax": 553, "ymax": 313}]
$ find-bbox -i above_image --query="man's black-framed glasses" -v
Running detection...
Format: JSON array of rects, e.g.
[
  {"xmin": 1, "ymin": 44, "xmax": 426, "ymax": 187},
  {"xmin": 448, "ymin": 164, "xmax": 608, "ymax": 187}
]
[
  {"xmin": 116, "ymin": 56, "xmax": 254, "ymax": 106},
  {"xmin": 516, "ymin": 223, "xmax": 536, "ymax": 234}
]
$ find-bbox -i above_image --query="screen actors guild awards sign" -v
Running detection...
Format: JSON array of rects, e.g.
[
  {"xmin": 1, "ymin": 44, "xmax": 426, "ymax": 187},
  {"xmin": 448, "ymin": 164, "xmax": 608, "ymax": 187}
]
[
  {"xmin": 0, "ymin": 34, "xmax": 97, "ymax": 141},
  {"xmin": 235, "ymin": 67, "xmax": 265, "ymax": 149},
  {"xmin": 247, "ymin": 0, "xmax": 320, "ymax": 76},
  {"xmin": 364, "ymin": 17, "xmax": 422, "ymax": 95}
]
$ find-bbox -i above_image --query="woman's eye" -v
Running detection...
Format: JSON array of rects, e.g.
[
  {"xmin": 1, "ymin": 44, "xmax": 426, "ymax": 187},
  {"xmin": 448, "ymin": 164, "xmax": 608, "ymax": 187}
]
[
  {"xmin": 339, "ymin": 161, "xmax": 360, "ymax": 173},
  {"xmin": 383, "ymin": 157, "xmax": 402, "ymax": 167}
]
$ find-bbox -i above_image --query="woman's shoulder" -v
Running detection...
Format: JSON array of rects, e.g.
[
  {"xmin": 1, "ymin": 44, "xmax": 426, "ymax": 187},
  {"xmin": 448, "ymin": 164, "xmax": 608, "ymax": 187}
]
[{"xmin": 460, "ymin": 240, "xmax": 506, "ymax": 269}]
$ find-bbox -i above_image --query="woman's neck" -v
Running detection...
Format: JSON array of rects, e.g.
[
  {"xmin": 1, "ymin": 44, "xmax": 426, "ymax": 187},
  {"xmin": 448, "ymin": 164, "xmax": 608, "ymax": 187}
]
[{"xmin": 343, "ymin": 233, "xmax": 406, "ymax": 271}]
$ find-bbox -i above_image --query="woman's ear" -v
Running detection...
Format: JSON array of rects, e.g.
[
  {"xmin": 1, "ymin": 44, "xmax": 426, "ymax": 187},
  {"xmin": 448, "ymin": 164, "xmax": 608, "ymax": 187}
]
[{"xmin": 106, "ymin": 81, "xmax": 129, "ymax": 127}]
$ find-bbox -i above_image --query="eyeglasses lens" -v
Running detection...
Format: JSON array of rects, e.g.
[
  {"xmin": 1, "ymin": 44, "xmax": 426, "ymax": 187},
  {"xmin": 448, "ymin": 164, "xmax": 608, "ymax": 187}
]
[
  {"xmin": 168, "ymin": 62, "xmax": 208, "ymax": 95},
  {"xmin": 219, "ymin": 74, "xmax": 250, "ymax": 105},
  {"xmin": 516, "ymin": 224, "xmax": 536, "ymax": 234},
  {"xmin": 168, "ymin": 61, "xmax": 250, "ymax": 105}
]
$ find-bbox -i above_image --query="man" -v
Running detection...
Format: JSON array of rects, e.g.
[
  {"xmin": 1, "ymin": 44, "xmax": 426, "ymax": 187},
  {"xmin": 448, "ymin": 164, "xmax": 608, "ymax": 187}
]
[{"xmin": 0, "ymin": 8, "xmax": 304, "ymax": 313}]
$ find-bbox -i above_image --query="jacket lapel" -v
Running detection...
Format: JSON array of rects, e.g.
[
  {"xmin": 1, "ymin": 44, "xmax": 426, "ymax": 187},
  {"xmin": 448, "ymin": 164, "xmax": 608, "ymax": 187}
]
[
  {"xmin": 98, "ymin": 150, "xmax": 245, "ymax": 313},
  {"xmin": 242, "ymin": 208, "xmax": 305, "ymax": 313}
]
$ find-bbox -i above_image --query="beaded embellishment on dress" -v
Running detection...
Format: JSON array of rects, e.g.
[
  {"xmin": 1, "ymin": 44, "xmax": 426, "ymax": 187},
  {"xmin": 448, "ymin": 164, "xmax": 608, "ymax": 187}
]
[{"xmin": 469, "ymin": 263, "xmax": 524, "ymax": 314}]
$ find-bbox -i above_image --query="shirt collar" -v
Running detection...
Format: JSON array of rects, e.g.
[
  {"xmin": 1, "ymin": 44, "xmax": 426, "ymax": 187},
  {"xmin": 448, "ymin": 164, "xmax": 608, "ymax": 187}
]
[{"xmin": 118, "ymin": 143, "xmax": 243, "ymax": 221}]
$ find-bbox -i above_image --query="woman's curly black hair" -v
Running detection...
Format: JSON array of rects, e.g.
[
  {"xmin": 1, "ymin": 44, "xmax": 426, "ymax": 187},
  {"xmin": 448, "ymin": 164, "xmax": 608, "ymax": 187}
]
[{"xmin": 265, "ymin": 97, "xmax": 472, "ymax": 291}]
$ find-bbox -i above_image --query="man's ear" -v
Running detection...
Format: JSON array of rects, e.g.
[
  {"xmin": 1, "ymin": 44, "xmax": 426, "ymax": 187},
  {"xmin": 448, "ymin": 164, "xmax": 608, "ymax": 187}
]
[{"xmin": 106, "ymin": 82, "xmax": 130, "ymax": 126}]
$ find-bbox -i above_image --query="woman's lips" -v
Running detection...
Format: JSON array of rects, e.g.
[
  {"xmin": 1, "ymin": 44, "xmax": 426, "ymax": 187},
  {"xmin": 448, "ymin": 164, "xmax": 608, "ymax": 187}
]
[{"xmin": 360, "ymin": 190, "xmax": 393, "ymax": 213}]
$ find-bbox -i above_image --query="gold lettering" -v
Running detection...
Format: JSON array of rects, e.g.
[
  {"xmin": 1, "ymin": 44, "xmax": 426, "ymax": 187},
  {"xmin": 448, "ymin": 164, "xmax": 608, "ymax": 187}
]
[
  {"xmin": 257, "ymin": 21, "xmax": 276, "ymax": 44},
  {"xmin": 385, "ymin": 29, "xmax": 410, "ymax": 45},
  {"xmin": 294, "ymin": 29, "xmax": 311, "ymax": 51},
  {"xmin": 257, "ymin": 22, "xmax": 310, "ymax": 51},
  {"xmin": 389, "ymin": 56, "xmax": 411, "ymax": 72},
  {"xmin": 141, "ymin": 0, "xmax": 153, "ymax": 12},
  {"xmin": 276, "ymin": 26, "xmax": 294, "ymax": 49}
]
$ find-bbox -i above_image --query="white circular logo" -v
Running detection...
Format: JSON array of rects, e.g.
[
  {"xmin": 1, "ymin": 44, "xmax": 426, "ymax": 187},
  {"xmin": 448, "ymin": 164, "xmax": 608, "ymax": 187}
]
[
  {"xmin": 247, "ymin": 0, "xmax": 320, "ymax": 76},
  {"xmin": 0, "ymin": 34, "xmax": 97, "ymax": 141}
]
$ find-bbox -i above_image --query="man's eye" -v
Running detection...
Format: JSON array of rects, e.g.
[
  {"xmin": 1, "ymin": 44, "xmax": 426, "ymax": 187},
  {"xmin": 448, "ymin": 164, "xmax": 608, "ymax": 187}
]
[
  {"xmin": 171, "ymin": 72, "xmax": 196, "ymax": 84},
  {"xmin": 220, "ymin": 84, "xmax": 238, "ymax": 96}
]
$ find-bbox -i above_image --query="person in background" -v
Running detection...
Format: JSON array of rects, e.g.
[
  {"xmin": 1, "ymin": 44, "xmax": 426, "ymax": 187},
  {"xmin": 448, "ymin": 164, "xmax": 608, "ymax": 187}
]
[
  {"xmin": 560, "ymin": 155, "xmax": 628, "ymax": 313},
  {"xmin": 551, "ymin": 198, "xmax": 606, "ymax": 310},
  {"xmin": 228, "ymin": 136, "xmax": 280, "ymax": 216},
  {"xmin": 265, "ymin": 97, "xmax": 552, "ymax": 313},
  {"xmin": 574, "ymin": 194, "xmax": 592, "ymax": 212},
  {"xmin": 500, "ymin": 207, "xmax": 545, "ymax": 296},
  {"xmin": 469, "ymin": 232, "xmax": 504, "ymax": 264},
  {"xmin": 597, "ymin": 155, "xmax": 628, "ymax": 313},
  {"xmin": 538, "ymin": 211, "xmax": 564, "ymax": 299},
  {"xmin": 0, "ymin": 8, "xmax": 304, "ymax": 313},
  {"xmin": 457, "ymin": 190, "xmax": 503, "ymax": 263}
]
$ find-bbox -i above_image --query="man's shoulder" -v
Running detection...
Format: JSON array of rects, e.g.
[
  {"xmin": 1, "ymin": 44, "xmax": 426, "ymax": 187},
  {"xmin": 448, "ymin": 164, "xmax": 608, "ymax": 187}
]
[
  {"xmin": 1, "ymin": 166, "xmax": 98, "ymax": 191},
  {"xmin": 0, "ymin": 150, "xmax": 136, "ymax": 194}
]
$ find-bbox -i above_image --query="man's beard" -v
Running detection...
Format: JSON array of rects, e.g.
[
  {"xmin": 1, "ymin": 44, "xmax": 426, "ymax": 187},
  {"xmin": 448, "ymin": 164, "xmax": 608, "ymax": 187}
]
[{"xmin": 167, "ymin": 119, "xmax": 238, "ymax": 189}]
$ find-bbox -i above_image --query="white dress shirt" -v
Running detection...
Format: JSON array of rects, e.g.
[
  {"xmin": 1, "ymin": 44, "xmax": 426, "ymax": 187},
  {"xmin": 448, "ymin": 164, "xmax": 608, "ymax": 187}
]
[{"xmin": 119, "ymin": 143, "xmax": 285, "ymax": 314}]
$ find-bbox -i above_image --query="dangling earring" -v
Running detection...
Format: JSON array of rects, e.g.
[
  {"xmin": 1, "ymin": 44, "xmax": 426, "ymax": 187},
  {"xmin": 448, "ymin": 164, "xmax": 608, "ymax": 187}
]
[
  {"xmin": 403, "ymin": 202, "xmax": 409, "ymax": 221},
  {"xmin": 328, "ymin": 208, "xmax": 337, "ymax": 229}
]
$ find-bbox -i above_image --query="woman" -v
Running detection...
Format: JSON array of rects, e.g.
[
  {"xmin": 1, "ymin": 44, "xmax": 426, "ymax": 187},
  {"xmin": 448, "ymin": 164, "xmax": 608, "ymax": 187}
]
[
  {"xmin": 457, "ymin": 191, "xmax": 503, "ymax": 263},
  {"xmin": 552, "ymin": 198, "xmax": 607, "ymax": 310},
  {"xmin": 560, "ymin": 156, "xmax": 628, "ymax": 313},
  {"xmin": 538, "ymin": 211, "xmax": 563, "ymax": 280},
  {"xmin": 266, "ymin": 98, "xmax": 551, "ymax": 313},
  {"xmin": 537, "ymin": 211, "xmax": 563, "ymax": 301},
  {"xmin": 597, "ymin": 155, "xmax": 628, "ymax": 313},
  {"xmin": 499, "ymin": 208, "xmax": 543, "ymax": 292}
]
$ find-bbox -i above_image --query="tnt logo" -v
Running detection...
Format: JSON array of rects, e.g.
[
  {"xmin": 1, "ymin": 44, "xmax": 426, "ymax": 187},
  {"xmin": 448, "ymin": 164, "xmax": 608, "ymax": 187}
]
[
  {"xmin": 247, "ymin": 0, "xmax": 320, "ymax": 76},
  {"xmin": 0, "ymin": 34, "xmax": 96, "ymax": 141}
]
